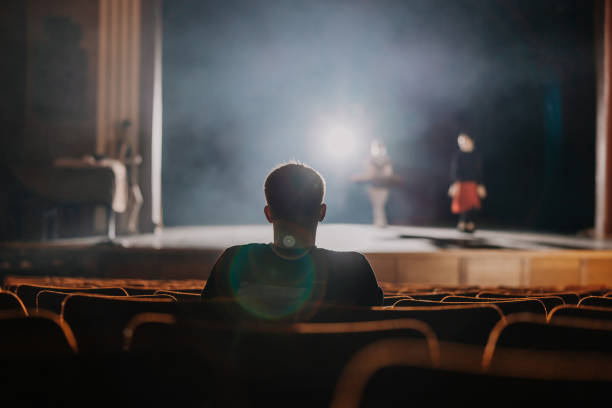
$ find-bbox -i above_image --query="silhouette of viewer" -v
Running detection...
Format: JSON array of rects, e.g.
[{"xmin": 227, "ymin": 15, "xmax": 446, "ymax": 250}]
[{"xmin": 201, "ymin": 162, "xmax": 383, "ymax": 318}]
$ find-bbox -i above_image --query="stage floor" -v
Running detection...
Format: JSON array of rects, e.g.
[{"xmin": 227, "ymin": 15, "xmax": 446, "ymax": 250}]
[
  {"xmin": 3, "ymin": 224, "xmax": 612, "ymax": 288},
  {"xmin": 51, "ymin": 223, "xmax": 612, "ymax": 252}
]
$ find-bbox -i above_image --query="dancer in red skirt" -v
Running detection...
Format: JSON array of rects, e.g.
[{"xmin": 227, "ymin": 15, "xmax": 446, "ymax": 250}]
[{"xmin": 448, "ymin": 133, "xmax": 487, "ymax": 233}]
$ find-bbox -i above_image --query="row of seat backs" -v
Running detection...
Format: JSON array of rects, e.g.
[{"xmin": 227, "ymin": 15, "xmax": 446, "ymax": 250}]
[
  {"xmin": 331, "ymin": 337, "xmax": 612, "ymax": 408},
  {"xmin": 10, "ymin": 284, "xmax": 202, "ymax": 310},
  {"xmin": 386, "ymin": 293, "xmax": 612, "ymax": 315},
  {"xmin": 16, "ymin": 293, "xmax": 612, "ymax": 354},
  {"xmin": 383, "ymin": 288, "xmax": 611, "ymax": 304},
  {"xmin": 123, "ymin": 311, "xmax": 612, "ymax": 377},
  {"xmin": 1, "ymin": 309, "xmax": 610, "ymax": 408}
]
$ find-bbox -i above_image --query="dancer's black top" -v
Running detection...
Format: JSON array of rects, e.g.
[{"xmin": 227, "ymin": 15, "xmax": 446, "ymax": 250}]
[
  {"xmin": 201, "ymin": 243, "xmax": 383, "ymax": 309},
  {"xmin": 450, "ymin": 150, "xmax": 483, "ymax": 183}
]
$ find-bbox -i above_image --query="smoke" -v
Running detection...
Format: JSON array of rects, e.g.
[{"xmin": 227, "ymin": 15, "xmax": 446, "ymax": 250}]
[{"xmin": 162, "ymin": 0, "xmax": 595, "ymax": 231}]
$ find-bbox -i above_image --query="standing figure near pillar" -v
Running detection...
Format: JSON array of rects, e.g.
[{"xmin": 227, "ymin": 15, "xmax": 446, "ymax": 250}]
[
  {"xmin": 448, "ymin": 133, "xmax": 487, "ymax": 233},
  {"xmin": 353, "ymin": 140, "xmax": 398, "ymax": 227}
]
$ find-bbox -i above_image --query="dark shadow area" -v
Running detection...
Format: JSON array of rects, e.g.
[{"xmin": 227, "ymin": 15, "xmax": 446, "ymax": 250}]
[{"xmin": 397, "ymin": 234, "xmax": 512, "ymax": 250}]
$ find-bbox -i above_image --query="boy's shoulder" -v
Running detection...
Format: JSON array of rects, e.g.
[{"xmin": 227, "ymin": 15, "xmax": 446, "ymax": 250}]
[{"xmin": 314, "ymin": 247, "xmax": 370, "ymax": 268}]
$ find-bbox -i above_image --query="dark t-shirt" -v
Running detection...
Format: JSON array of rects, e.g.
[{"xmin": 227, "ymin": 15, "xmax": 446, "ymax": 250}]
[
  {"xmin": 450, "ymin": 150, "xmax": 483, "ymax": 183},
  {"xmin": 201, "ymin": 243, "xmax": 383, "ymax": 317}
]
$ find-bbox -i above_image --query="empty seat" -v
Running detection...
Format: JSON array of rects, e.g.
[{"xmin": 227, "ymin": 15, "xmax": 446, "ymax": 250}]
[
  {"xmin": 61, "ymin": 294, "xmax": 176, "ymax": 352},
  {"xmin": 483, "ymin": 313, "xmax": 612, "ymax": 364},
  {"xmin": 382, "ymin": 295, "xmax": 413, "ymax": 306},
  {"xmin": 549, "ymin": 305, "xmax": 612, "ymax": 323},
  {"xmin": 392, "ymin": 299, "xmax": 444, "ymax": 307},
  {"xmin": 0, "ymin": 290, "xmax": 27, "ymax": 315},
  {"xmin": 441, "ymin": 296, "xmax": 547, "ymax": 315},
  {"xmin": 578, "ymin": 296, "xmax": 612, "ymax": 308},
  {"xmin": 0, "ymin": 310, "xmax": 77, "ymax": 355},
  {"xmin": 154, "ymin": 290, "xmax": 200, "ymax": 302},
  {"xmin": 37, "ymin": 290, "xmax": 71, "ymax": 314},
  {"xmin": 15, "ymin": 284, "xmax": 128, "ymax": 310},
  {"xmin": 474, "ymin": 293, "xmax": 563, "ymax": 313},
  {"xmin": 126, "ymin": 313, "xmax": 438, "ymax": 407},
  {"xmin": 310, "ymin": 304, "xmax": 503, "ymax": 346},
  {"xmin": 526, "ymin": 290, "xmax": 580, "ymax": 304},
  {"xmin": 408, "ymin": 292, "xmax": 454, "ymax": 301},
  {"xmin": 0, "ymin": 310, "xmax": 80, "ymax": 407},
  {"xmin": 330, "ymin": 338, "xmax": 612, "ymax": 408}
]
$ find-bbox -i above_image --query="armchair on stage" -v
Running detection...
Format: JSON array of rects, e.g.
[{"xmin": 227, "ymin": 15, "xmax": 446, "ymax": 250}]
[{"xmin": 13, "ymin": 156, "xmax": 129, "ymax": 240}]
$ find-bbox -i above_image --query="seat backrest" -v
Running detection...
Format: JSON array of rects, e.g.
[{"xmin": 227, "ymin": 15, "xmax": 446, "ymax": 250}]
[
  {"xmin": 330, "ymin": 337, "xmax": 612, "ymax": 408},
  {"xmin": 154, "ymin": 290, "xmax": 200, "ymax": 302},
  {"xmin": 408, "ymin": 293, "xmax": 453, "ymax": 301},
  {"xmin": 441, "ymin": 296, "xmax": 547, "ymax": 316},
  {"xmin": 392, "ymin": 299, "xmax": 444, "ymax": 307},
  {"xmin": 61, "ymin": 294, "xmax": 176, "ymax": 352},
  {"xmin": 310, "ymin": 304, "xmax": 503, "ymax": 346},
  {"xmin": 527, "ymin": 291, "xmax": 580, "ymax": 304},
  {"xmin": 549, "ymin": 305, "xmax": 612, "ymax": 323},
  {"xmin": 483, "ymin": 313, "xmax": 612, "ymax": 364},
  {"xmin": 0, "ymin": 310, "xmax": 77, "ymax": 355},
  {"xmin": 16, "ymin": 284, "xmax": 128, "ymax": 309},
  {"xmin": 0, "ymin": 290, "xmax": 27, "ymax": 316},
  {"xmin": 578, "ymin": 296, "xmax": 612, "ymax": 308},
  {"xmin": 474, "ymin": 294, "xmax": 563, "ymax": 314},
  {"xmin": 126, "ymin": 312, "xmax": 439, "ymax": 397},
  {"xmin": 382, "ymin": 295, "xmax": 413, "ymax": 306},
  {"xmin": 37, "ymin": 290, "xmax": 71, "ymax": 314}
]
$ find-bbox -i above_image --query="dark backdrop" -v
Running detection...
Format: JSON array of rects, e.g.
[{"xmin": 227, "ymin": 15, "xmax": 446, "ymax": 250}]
[{"xmin": 162, "ymin": 0, "xmax": 596, "ymax": 233}]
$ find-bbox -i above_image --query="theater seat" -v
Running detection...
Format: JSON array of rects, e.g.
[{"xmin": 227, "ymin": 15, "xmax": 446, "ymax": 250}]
[
  {"xmin": 126, "ymin": 313, "xmax": 438, "ymax": 407},
  {"xmin": 15, "ymin": 284, "xmax": 128, "ymax": 310},
  {"xmin": 483, "ymin": 313, "xmax": 612, "ymax": 361},
  {"xmin": 578, "ymin": 296, "xmax": 612, "ymax": 308},
  {"xmin": 154, "ymin": 290, "xmax": 200, "ymax": 302},
  {"xmin": 331, "ymin": 338, "xmax": 612, "ymax": 408},
  {"xmin": 0, "ymin": 290, "xmax": 27, "ymax": 316},
  {"xmin": 548, "ymin": 305, "xmax": 612, "ymax": 323},
  {"xmin": 61, "ymin": 294, "xmax": 176, "ymax": 352},
  {"xmin": 440, "ymin": 296, "xmax": 547, "ymax": 316},
  {"xmin": 0, "ymin": 310, "xmax": 77, "ymax": 355}
]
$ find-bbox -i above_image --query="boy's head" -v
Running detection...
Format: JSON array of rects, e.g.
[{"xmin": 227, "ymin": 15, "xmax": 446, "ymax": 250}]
[{"xmin": 264, "ymin": 162, "xmax": 326, "ymax": 225}]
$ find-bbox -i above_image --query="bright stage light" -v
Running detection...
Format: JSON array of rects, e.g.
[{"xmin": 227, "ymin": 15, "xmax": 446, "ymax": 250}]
[{"xmin": 322, "ymin": 125, "xmax": 357, "ymax": 160}]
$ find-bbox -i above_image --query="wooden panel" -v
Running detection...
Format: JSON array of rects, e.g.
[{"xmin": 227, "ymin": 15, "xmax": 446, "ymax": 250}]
[
  {"xmin": 364, "ymin": 255, "xmax": 396, "ymax": 282},
  {"xmin": 463, "ymin": 257, "xmax": 522, "ymax": 286},
  {"xmin": 529, "ymin": 257, "xmax": 580, "ymax": 288},
  {"xmin": 583, "ymin": 258, "xmax": 612, "ymax": 285},
  {"xmin": 397, "ymin": 257, "xmax": 460, "ymax": 285}
]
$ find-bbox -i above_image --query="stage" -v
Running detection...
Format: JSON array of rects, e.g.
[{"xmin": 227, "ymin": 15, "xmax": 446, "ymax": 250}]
[{"xmin": 2, "ymin": 224, "xmax": 612, "ymax": 288}]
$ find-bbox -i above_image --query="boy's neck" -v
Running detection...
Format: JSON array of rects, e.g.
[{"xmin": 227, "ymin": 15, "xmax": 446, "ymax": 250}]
[{"xmin": 272, "ymin": 221, "xmax": 317, "ymax": 249}]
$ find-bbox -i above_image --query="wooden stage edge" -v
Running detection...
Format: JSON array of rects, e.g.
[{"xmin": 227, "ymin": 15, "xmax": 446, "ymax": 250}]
[{"xmin": 2, "ymin": 224, "xmax": 612, "ymax": 288}]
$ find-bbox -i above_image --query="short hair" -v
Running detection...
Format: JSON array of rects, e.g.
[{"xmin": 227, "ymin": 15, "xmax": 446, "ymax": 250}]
[{"xmin": 264, "ymin": 162, "xmax": 326, "ymax": 222}]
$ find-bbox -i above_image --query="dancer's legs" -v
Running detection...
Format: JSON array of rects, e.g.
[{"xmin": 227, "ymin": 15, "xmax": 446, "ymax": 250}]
[{"xmin": 368, "ymin": 186, "xmax": 389, "ymax": 227}]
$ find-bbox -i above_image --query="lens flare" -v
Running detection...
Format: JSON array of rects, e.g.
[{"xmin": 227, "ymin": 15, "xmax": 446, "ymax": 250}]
[{"xmin": 228, "ymin": 246, "xmax": 317, "ymax": 319}]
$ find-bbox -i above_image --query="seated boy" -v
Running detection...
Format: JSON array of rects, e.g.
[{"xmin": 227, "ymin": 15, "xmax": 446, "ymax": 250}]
[{"xmin": 201, "ymin": 162, "xmax": 383, "ymax": 319}]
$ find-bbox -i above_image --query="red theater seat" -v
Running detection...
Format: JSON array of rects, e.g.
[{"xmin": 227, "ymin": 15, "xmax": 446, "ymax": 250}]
[
  {"xmin": 0, "ymin": 290, "xmax": 27, "ymax": 316},
  {"xmin": 483, "ymin": 313, "xmax": 612, "ymax": 359},
  {"xmin": 0, "ymin": 310, "xmax": 77, "ymax": 355},
  {"xmin": 15, "ymin": 284, "xmax": 128, "ymax": 310},
  {"xmin": 126, "ymin": 313, "xmax": 438, "ymax": 407},
  {"xmin": 548, "ymin": 305, "xmax": 612, "ymax": 323},
  {"xmin": 440, "ymin": 296, "xmax": 547, "ymax": 316},
  {"xmin": 61, "ymin": 294, "xmax": 176, "ymax": 352},
  {"xmin": 331, "ymin": 338, "xmax": 612, "ymax": 408},
  {"xmin": 578, "ymin": 296, "xmax": 612, "ymax": 308},
  {"xmin": 154, "ymin": 289, "xmax": 200, "ymax": 302}
]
